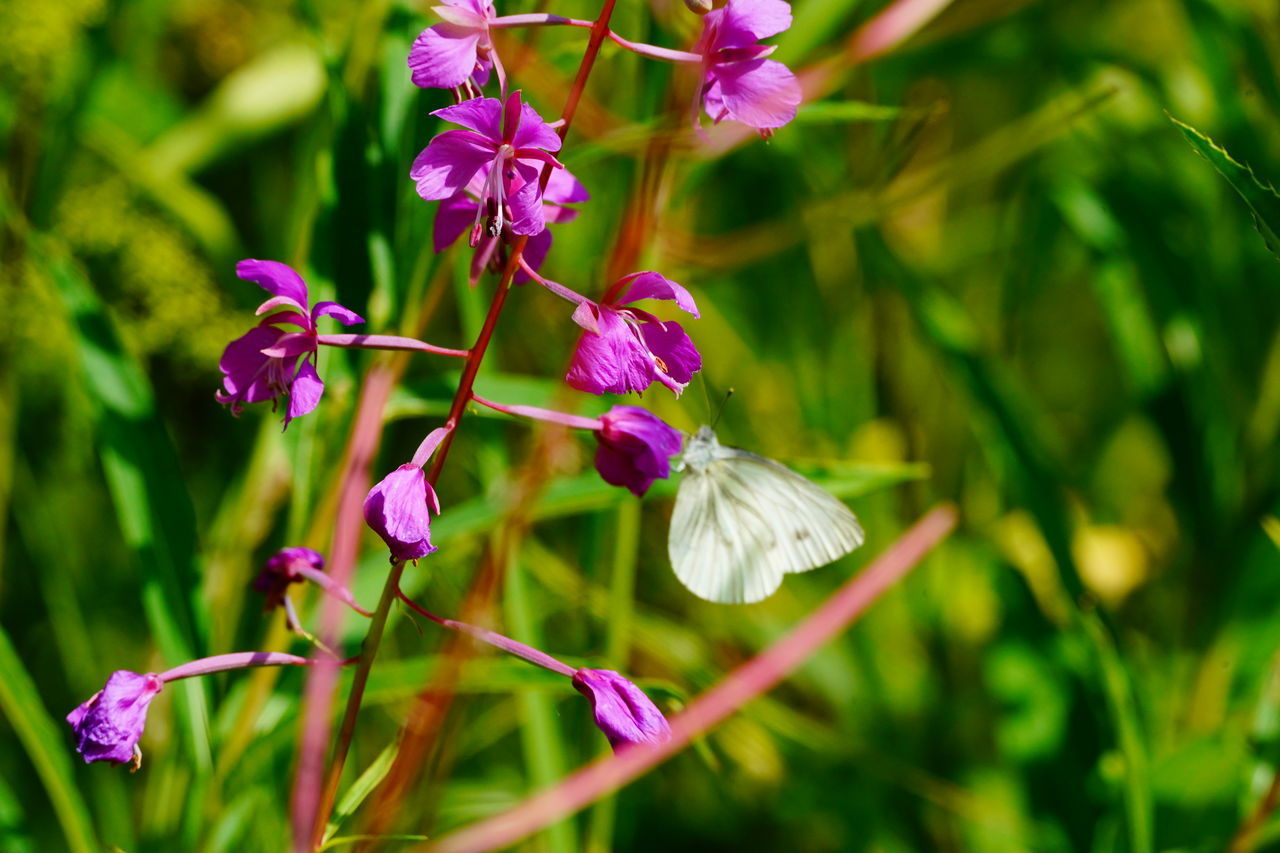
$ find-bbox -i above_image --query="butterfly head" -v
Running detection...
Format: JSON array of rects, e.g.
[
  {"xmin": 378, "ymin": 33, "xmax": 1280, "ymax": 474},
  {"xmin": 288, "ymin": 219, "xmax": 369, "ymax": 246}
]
[{"xmin": 677, "ymin": 425, "xmax": 722, "ymax": 473}]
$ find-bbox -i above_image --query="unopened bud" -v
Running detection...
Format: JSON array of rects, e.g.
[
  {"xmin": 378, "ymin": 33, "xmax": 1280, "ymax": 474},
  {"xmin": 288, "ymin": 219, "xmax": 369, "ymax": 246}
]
[{"xmin": 683, "ymin": 0, "xmax": 713, "ymax": 15}]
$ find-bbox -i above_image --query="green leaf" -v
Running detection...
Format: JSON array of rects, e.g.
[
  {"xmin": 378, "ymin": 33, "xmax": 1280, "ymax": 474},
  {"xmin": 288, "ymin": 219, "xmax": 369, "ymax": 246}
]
[
  {"xmin": 322, "ymin": 738, "xmax": 401, "ymax": 844},
  {"xmin": 1171, "ymin": 114, "xmax": 1280, "ymax": 262},
  {"xmin": 0, "ymin": 623, "xmax": 98, "ymax": 853}
]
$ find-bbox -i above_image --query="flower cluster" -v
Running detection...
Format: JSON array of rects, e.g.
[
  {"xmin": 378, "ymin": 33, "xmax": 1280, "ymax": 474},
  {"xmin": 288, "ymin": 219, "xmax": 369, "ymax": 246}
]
[{"xmin": 73, "ymin": 0, "xmax": 808, "ymax": 811}]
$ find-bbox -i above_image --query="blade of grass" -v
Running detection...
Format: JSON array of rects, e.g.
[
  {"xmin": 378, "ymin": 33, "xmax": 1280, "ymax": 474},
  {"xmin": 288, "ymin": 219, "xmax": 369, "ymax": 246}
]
[{"xmin": 0, "ymin": 622, "xmax": 97, "ymax": 853}]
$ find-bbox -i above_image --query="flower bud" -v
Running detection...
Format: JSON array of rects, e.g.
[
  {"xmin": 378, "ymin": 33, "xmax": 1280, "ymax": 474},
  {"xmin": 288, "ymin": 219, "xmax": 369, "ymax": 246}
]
[
  {"xmin": 364, "ymin": 464, "xmax": 440, "ymax": 561},
  {"xmin": 595, "ymin": 406, "xmax": 683, "ymax": 497},
  {"xmin": 253, "ymin": 546, "xmax": 325, "ymax": 608},
  {"xmin": 572, "ymin": 668, "xmax": 672, "ymax": 752},
  {"xmin": 66, "ymin": 671, "xmax": 163, "ymax": 768},
  {"xmin": 683, "ymin": 0, "xmax": 713, "ymax": 14}
]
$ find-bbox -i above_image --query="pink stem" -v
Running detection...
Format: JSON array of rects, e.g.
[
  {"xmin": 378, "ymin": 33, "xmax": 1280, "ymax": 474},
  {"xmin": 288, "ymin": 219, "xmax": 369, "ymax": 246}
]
[
  {"xmin": 518, "ymin": 257, "xmax": 591, "ymax": 304},
  {"xmin": 159, "ymin": 651, "xmax": 316, "ymax": 682},
  {"xmin": 424, "ymin": 505, "xmax": 957, "ymax": 853},
  {"xmin": 470, "ymin": 394, "xmax": 604, "ymax": 431},
  {"xmin": 847, "ymin": 0, "xmax": 954, "ymax": 63},
  {"xmin": 317, "ymin": 333, "xmax": 469, "ymax": 358},
  {"xmin": 606, "ymin": 31, "xmax": 702, "ymax": 63},
  {"xmin": 294, "ymin": 565, "xmax": 373, "ymax": 618},
  {"xmin": 397, "ymin": 591, "xmax": 578, "ymax": 678}
]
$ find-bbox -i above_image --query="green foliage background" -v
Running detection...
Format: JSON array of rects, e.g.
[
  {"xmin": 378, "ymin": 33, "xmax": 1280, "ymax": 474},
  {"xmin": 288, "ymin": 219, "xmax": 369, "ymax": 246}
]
[{"xmin": 2, "ymin": 0, "xmax": 1279, "ymax": 850}]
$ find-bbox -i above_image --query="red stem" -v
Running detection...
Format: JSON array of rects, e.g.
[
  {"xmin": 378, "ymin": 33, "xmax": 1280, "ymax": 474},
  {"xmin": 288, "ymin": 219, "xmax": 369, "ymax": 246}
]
[{"xmin": 423, "ymin": 506, "xmax": 958, "ymax": 853}]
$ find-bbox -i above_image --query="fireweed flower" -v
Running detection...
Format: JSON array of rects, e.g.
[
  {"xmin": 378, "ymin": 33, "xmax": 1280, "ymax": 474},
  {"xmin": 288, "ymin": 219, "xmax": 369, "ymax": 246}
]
[
  {"xmin": 216, "ymin": 260, "xmax": 364, "ymax": 428},
  {"xmin": 364, "ymin": 464, "xmax": 441, "ymax": 561},
  {"xmin": 567, "ymin": 271, "xmax": 702, "ymax": 396},
  {"xmin": 434, "ymin": 163, "xmax": 588, "ymax": 284},
  {"xmin": 411, "ymin": 91, "xmax": 565, "ymax": 239},
  {"xmin": 694, "ymin": 0, "xmax": 802, "ymax": 133},
  {"xmin": 572, "ymin": 669, "xmax": 673, "ymax": 752},
  {"xmin": 66, "ymin": 670, "xmax": 163, "ymax": 768},
  {"xmin": 408, "ymin": 0, "xmax": 497, "ymax": 91},
  {"xmin": 253, "ymin": 547, "xmax": 370, "ymax": 617},
  {"xmin": 595, "ymin": 406, "xmax": 684, "ymax": 496}
]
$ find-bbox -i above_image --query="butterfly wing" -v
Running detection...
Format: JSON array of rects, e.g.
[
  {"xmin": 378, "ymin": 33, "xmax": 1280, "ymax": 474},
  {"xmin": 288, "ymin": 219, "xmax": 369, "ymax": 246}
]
[{"xmin": 669, "ymin": 448, "xmax": 865, "ymax": 604}]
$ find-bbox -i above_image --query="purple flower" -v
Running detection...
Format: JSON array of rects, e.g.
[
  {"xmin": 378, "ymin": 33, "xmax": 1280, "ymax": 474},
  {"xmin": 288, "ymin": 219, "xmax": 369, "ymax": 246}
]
[
  {"xmin": 595, "ymin": 407, "xmax": 683, "ymax": 496},
  {"xmin": 566, "ymin": 272, "xmax": 702, "ymax": 397},
  {"xmin": 411, "ymin": 91, "xmax": 564, "ymax": 238},
  {"xmin": 216, "ymin": 260, "xmax": 364, "ymax": 428},
  {"xmin": 66, "ymin": 671, "xmax": 164, "ymax": 768},
  {"xmin": 434, "ymin": 162, "xmax": 588, "ymax": 284},
  {"xmin": 253, "ymin": 546, "xmax": 325, "ymax": 609},
  {"xmin": 364, "ymin": 464, "xmax": 441, "ymax": 561},
  {"xmin": 408, "ymin": 0, "xmax": 497, "ymax": 91},
  {"xmin": 695, "ymin": 0, "xmax": 801, "ymax": 132},
  {"xmin": 572, "ymin": 669, "xmax": 672, "ymax": 752}
]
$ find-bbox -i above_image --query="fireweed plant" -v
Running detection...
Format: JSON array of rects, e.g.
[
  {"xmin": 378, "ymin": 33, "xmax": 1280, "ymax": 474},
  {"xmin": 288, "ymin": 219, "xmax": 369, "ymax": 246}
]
[{"xmin": 61, "ymin": 1, "xmax": 955, "ymax": 849}]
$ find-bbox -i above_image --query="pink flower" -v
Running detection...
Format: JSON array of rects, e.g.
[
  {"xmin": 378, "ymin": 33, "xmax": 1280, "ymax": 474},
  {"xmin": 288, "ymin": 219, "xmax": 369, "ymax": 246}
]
[
  {"xmin": 408, "ymin": 0, "xmax": 497, "ymax": 90},
  {"xmin": 595, "ymin": 406, "xmax": 683, "ymax": 496},
  {"xmin": 411, "ymin": 91, "xmax": 564, "ymax": 238},
  {"xmin": 253, "ymin": 546, "xmax": 326, "ymax": 609},
  {"xmin": 695, "ymin": 0, "xmax": 801, "ymax": 132},
  {"xmin": 216, "ymin": 260, "xmax": 363, "ymax": 428},
  {"xmin": 364, "ymin": 464, "xmax": 441, "ymax": 561},
  {"xmin": 567, "ymin": 272, "xmax": 702, "ymax": 397},
  {"xmin": 433, "ymin": 162, "xmax": 588, "ymax": 284},
  {"xmin": 572, "ymin": 669, "xmax": 672, "ymax": 752},
  {"xmin": 66, "ymin": 671, "xmax": 163, "ymax": 768}
]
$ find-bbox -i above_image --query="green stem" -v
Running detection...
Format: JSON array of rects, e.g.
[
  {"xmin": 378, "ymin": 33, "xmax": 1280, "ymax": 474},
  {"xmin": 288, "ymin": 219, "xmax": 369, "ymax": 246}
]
[{"xmin": 311, "ymin": 558, "xmax": 406, "ymax": 849}]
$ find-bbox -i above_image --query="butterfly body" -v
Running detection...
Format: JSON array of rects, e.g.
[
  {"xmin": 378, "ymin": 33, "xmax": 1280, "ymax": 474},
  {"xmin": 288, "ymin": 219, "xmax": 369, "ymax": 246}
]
[{"xmin": 669, "ymin": 426, "xmax": 865, "ymax": 604}]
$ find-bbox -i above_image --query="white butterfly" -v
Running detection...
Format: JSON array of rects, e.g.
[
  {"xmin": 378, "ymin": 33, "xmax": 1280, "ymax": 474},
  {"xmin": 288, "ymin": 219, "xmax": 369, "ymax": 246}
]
[{"xmin": 668, "ymin": 425, "xmax": 866, "ymax": 604}]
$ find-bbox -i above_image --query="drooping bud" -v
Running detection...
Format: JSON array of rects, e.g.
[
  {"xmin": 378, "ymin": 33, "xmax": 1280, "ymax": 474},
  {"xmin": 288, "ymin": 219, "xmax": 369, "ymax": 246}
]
[
  {"xmin": 253, "ymin": 546, "xmax": 325, "ymax": 609},
  {"xmin": 683, "ymin": 0, "xmax": 714, "ymax": 14},
  {"xmin": 594, "ymin": 406, "xmax": 684, "ymax": 497},
  {"xmin": 66, "ymin": 671, "xmax": 164, "ymax": 769},
  {"xmin": 572, "ymin": 669, "xmax": 672, "ymax": 752},
  {"xmin": 364, "ymin": 464, "xmax": 441, "ymax": 561}
]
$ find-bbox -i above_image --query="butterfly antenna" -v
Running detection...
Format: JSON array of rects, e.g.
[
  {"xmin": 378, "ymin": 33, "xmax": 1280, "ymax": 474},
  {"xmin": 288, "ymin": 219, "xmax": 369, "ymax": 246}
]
[{"xmin": 711, "ymin": 387, "xmax": 734, "ymax": 429}]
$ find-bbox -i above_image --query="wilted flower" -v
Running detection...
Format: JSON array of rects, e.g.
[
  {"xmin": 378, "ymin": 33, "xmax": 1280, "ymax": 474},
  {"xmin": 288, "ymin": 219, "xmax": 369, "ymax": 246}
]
[
  {"xmin": 572, "ymin": 669, "xmax": 672, "ymax": 752},
  {"xmin": 216, "ymin": 260, "xmax": 363, "ymax": 428},
  {"xmin": 595, "ymin": 406, "xmax": 683, "ymax": 496},
  {"xmin": 567, "ymin": 271, "xmax": 702, "ymax": 396},
  {"xmin": 253, "ymin": 546, "xmax": 325, "ymax": 609},
  {"xmin": 408, "ymin": 0, "xmax": 497, "ymax": 91},
  {"xmin": 364, "ymin": 464, "xmax": 441, "ymax": 561},
  {"xmin": 66, "ymin": 671, "xmax": 163, "ymax": 768},
  {"xmin": 694, "ymin": 0, "xmax": 801, "ymax": 132},
  {"xmin": 434, "ymin": 163, "xmax": 588, "ymax": 284},
  {"xmin": 411, "ymin": 92, "xmax": 565, "ymax": 238}
]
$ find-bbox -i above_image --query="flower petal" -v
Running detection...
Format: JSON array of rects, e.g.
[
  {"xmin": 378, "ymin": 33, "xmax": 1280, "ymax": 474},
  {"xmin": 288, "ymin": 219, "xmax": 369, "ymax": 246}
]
[
  {"xmin": 512, "ymin": 101, "xmax": 562, "ymax": 152},
  {"xmin": 409, "ymin": 23, "xmax": 484, "ymax": 90},
  {"xmin": 434, "ymin": 192, "xmax": 479, "ymax": 252},
  {"xmin": 312, "ymin": 301, "xmax": 365, "ymax": 327},
  {"xmin": 411, "ymin": 131, "xmax": 496, "ymax": 201},
  {"xmin": 572, "ymin": 669, "xmax": 671, "ymax": 751},
  {"xmin": 507, "ymin": 174, "xmax": 546, "ymax": 236},
  {"xmin": 285, "ymin": 359, "xmax": 325, "ymax": 426},
  {"xmin": 709, "ymin": 58, "xmax": 801, "ymax": 130},
  {"xmin": 640, "ymin": 320, "xmax": 702, "ymax": 393},
  {"xmin": 67, "ymin": 671, "xmax": 163, "ymax": 766},
  {"xmin": 717, "ymin": 0, "xmax": 793, "ymax": 47},
  {"xmin": 544, "ymin": 165, "xmax": 590, "ymax": 204},
  {"xmin": 617, "ymin": 272, "xmax": 700, "ymax": 317},
  {"xmin": 219, "ymin": 326, "xmax": 287, "ymax": 404},
  {"xmin": 236, "ymin": 259, "xmax": 309, "ymax": 305},
  {"xmin": 432, "ymin": 97, "xmax": 503, "ymax": 139},
  {"xmin": 566, "ymin": 309, "xmax": 654, "ymax": 395},
  {"xmin": 364, "ymin": 465, "xmax": 438, "ymax": 561}
]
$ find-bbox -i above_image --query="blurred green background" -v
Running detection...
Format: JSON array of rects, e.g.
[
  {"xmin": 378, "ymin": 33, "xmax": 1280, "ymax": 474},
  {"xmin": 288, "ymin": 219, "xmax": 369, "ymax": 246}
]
[{"xmin": 4, "ymin": 0, "xmax": 1280, "ymax": 850}]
